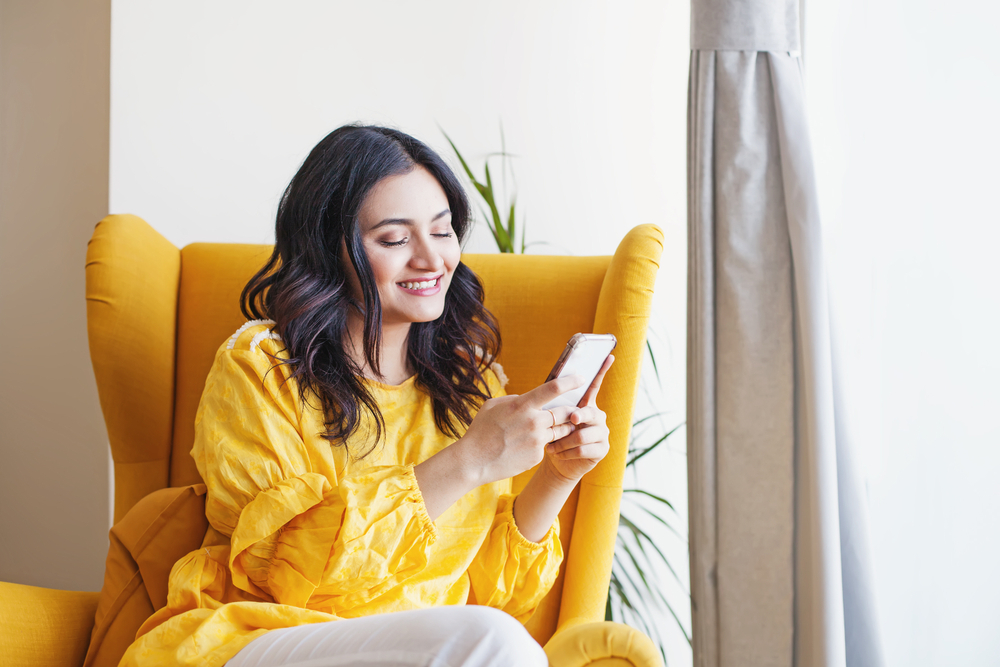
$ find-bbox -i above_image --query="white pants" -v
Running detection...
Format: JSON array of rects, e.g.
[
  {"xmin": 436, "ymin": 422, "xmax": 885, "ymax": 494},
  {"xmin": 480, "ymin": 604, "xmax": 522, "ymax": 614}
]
[{"xmin": 226, "ymin": 606, "xmax": 549, "ymax": 667}]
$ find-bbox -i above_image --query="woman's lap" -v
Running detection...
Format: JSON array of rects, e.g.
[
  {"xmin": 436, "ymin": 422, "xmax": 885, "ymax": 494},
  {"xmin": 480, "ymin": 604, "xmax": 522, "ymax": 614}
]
[{"xmin": 226, "ymin": 605, "xmax": 547, "ymax": 667}]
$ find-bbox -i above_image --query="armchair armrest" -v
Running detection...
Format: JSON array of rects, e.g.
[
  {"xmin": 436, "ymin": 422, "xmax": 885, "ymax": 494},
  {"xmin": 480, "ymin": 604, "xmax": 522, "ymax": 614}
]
[
  {"xmin": 544, "ymin": 620, "xmax": 663, "ymax": 667},
  {"xmin": 0, "ymin": 581, "xmax": 99, "ymax": 667}
]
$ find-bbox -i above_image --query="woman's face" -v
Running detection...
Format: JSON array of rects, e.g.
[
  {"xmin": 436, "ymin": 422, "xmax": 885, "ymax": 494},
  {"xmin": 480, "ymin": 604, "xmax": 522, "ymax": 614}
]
[{"xmin": 346, "ymin": 166, "xmax": 462, "ymax": 327}]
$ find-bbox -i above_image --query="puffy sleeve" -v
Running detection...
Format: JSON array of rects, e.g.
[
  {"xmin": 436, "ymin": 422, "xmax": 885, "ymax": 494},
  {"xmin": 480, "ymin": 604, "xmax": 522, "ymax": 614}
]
[
  {"xmin": 193, "ymin": 335, "xmax": 437, "ymax": 610},
  {"xmin": 465, "ymin": 363, "xmax": 564, "ymax": 622},
  {"xmin": 467, "ymin": 495, "xmax": 563, "ymax": 622}
]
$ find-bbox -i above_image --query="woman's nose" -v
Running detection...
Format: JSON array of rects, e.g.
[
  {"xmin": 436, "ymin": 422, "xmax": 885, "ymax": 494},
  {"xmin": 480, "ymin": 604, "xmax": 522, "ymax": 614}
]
[{"xmin": 410, "ymin": 235, "xmax": 445, "ymax": 270}]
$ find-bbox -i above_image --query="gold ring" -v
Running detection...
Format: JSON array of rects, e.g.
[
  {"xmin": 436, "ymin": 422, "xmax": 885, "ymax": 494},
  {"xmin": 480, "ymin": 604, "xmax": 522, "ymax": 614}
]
[{"xmin": 547, "ymin": 409, "xmax": 556, "ymax": 428}]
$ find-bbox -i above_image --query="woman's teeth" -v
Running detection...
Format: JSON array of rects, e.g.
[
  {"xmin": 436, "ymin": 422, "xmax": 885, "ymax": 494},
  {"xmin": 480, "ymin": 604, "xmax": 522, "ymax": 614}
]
[{"xmin": 400, "ymin": 278, "xmax": 438, "ymax": 290}]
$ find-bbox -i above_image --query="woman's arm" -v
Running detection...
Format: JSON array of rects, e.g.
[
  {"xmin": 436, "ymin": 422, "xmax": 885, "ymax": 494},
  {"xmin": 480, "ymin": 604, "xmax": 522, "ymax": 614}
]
[
  {"xmin": 414, "ymin": 356, "xmax": 614, "ymax": 539},
  {"xmin": 413, "ymin": 373, "xmax": 588, "ymax": 520},
  {"xmin": 513, "ymin": 356, "xmax": 614, "ymax": 541}
]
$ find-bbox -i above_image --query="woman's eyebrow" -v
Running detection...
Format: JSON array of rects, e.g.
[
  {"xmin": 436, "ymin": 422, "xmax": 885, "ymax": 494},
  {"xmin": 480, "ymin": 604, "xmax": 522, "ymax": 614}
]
[{"xmin": 371, "ymin": 209, "xmax": 451, "ymax": 230}]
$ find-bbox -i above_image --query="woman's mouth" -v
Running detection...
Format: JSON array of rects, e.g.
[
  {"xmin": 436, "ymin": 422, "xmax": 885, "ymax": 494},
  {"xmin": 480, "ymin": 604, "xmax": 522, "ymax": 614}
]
[{"xmin": 396, "ymin": 275, "xmax": 442, "ymax": 295}]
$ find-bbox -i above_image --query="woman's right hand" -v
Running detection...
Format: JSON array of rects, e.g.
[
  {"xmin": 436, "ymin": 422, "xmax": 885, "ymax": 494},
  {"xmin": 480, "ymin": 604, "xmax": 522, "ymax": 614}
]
[
  {"xmin": 459, "ymin": 374, "xmax": 587, "ymax": 486},
  {"xmin": 414, "ymin": 374, "xmax": 586, "ymax": 520}
]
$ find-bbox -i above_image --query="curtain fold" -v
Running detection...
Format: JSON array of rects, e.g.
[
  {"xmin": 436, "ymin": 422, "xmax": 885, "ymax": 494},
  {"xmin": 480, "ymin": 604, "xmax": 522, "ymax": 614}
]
[{"xmin": 686, "ymin": 2, "xmax": 884, "ymax": 666}]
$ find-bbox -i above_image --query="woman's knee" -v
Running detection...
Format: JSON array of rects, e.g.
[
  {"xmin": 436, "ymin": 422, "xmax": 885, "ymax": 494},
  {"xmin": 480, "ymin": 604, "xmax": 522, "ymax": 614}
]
[{"xmin": 455, "ymin": 606, "xmax": 547, "ymax": 667}]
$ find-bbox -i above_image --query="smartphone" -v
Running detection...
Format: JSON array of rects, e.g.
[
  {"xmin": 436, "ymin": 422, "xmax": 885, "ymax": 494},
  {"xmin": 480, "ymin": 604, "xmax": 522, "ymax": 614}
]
[{"xmin": 541, "ymin": 333, "xmax": 617, "ymax": 410}]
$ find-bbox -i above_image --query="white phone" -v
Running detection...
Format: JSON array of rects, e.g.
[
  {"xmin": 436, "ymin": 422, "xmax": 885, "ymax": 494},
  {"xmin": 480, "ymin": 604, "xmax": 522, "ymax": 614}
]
[{"xmin": 541, "ymin": 333, "xmax": 617, "ymax": 410}]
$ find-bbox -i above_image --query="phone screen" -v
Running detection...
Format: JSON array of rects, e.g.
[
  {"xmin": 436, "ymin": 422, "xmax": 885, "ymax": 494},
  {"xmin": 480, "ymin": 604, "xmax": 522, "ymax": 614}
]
[{"xmin": 541, "ymin": 333, "xmax": 617, "ymax": 410}]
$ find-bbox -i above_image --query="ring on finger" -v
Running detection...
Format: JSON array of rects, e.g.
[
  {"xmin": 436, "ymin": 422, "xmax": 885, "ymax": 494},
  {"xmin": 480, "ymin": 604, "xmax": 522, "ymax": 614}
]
[{"xmin": 546, "ymin": 408, "xmax": 556, "ymax": 428}]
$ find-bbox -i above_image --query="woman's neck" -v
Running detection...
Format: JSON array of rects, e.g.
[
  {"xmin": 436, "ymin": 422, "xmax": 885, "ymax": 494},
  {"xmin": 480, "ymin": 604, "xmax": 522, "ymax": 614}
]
[{"xmin": 345, "ymin": 313, "xmax": 414, "ymax": 386}]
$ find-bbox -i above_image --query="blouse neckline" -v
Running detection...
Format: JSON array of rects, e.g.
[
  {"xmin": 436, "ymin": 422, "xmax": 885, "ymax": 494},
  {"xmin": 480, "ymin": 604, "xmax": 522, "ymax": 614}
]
[{"xmin": 362, "ymin": 374, "xmax": 418, "ymax": 392}]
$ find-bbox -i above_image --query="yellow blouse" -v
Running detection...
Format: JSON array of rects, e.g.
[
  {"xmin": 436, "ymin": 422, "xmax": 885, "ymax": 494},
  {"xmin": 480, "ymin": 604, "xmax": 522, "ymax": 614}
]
[{"xmin": 122, "ymin": 322, "xmax": 562, "ymax": 667}]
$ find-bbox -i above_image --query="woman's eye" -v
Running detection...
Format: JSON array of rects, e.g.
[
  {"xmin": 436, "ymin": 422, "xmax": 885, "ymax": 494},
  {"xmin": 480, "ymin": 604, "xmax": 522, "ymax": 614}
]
[
  {"xmin": 432, "ymin": 232, "xmax": 454, "ymax": 238},
  {"xmin": 380, "ymin": 238, "xmax": 407, "ymax": 247}
]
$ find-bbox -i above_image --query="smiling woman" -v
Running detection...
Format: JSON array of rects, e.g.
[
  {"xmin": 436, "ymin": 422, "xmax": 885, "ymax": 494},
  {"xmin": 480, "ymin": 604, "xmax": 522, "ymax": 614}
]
[
  {"xmin": 119, "ymin": 125, "xmax": 615, "ymax": 667},
  {"xmin": 344, "ymin": 166, "xmax": 462, "ymax": 365}
]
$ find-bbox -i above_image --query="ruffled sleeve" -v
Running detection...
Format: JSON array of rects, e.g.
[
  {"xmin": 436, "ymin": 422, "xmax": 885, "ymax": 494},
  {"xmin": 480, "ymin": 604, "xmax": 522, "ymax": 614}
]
[
  {"xmin": 193, "ymin": 333, "xmax": 437, "ymax": 610},
  {"xmin": 464, "ymin": 364, "xmax": 564, "ymax": 622},
  {"xmin": 466, "ymin": 495, "xmax": 563, "ymax": 622}
]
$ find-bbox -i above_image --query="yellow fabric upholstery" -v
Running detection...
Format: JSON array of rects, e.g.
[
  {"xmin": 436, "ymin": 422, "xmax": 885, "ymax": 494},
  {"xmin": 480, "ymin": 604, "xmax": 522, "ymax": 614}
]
[
  {"xmin": 170, "ymin": 242, "xmax": 274, "ymax": 487},
  {"xmin": 544, "ymin": 621, "xmax": 662, "ymax": 667},
  {"xmin": 1, "ymin": 215, "xmax": 664, "ymax": 667},
  {"xmin": 0, "ymin": 582, "xmax": 99, "ymax": 667},
  {"xmin": 86, "ymin": 215, "xmax": 181, "ymax": 523}
]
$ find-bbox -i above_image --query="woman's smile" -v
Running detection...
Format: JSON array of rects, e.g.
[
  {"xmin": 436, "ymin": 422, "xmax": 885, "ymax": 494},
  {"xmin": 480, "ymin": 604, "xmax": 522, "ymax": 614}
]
[{"xmin": 397, "ymin": 274, "xmax": 442, "ymax": 294}]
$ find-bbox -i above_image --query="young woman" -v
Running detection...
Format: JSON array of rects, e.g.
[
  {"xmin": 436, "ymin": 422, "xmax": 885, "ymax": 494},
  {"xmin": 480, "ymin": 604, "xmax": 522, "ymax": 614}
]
[{"xmin": 122, "ymin": 125, "xmax": 613, "ymax": 667}]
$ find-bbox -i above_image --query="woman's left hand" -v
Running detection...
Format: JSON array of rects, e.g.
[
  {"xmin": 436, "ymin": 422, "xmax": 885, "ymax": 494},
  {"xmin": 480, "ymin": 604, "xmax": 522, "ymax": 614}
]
[{"xmin": 542, "ymin": 355, "xmax": 614, "ymax": 484}]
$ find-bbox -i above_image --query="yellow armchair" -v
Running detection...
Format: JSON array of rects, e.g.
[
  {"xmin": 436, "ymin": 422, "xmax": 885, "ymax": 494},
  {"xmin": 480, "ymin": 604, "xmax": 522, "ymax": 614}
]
[{"xmin": 0, "ymin": 215, "xmax": 664, "ymax": 667}]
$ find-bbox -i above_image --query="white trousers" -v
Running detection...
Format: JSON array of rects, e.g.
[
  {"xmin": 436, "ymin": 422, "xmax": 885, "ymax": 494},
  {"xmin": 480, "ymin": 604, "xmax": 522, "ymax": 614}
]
[{"xmin": 226, "ymin": 606, "xmax": 549, "ymax": 667}]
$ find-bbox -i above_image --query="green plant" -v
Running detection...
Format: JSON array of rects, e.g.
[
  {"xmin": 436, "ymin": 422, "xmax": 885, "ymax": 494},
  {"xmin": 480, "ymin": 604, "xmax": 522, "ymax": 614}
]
[
  {"xmin": 442, "ymin": 128, "xmax": 530, "ymax": 254},
  {"xmin": 444, "ymin": 129, "xmax": 689, "ymax": 661}
]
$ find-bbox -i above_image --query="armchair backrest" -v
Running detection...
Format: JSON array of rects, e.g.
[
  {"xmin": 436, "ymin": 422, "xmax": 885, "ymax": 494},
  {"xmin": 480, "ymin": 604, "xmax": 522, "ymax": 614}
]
[{"xmin": 85, "ymin": 214, "xmax": 663, "ymax": 642}]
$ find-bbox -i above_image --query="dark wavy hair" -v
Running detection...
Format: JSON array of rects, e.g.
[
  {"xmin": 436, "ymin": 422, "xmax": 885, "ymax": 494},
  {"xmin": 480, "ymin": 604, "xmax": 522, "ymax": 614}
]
[{"xmin": 241, "ymin": 124, "xmax": 501, "ymax": 456}]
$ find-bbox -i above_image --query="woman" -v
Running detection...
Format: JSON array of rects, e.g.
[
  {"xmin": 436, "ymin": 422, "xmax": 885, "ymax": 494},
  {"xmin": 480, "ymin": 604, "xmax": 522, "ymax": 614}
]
[{"xmin": 123, "ymin": 125, "xmax": 613, "ymax": 667}]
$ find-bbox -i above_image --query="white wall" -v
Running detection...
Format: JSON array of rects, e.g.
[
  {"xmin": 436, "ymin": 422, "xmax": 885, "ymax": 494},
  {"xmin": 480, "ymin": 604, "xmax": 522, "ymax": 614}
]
[
  {"xmin": 806, "ymin": 1, "xmax": 1000, "ymax": 665},
  {"xmin": 111, "ymin": 0, "xmax": 692, "ymax": 660}
]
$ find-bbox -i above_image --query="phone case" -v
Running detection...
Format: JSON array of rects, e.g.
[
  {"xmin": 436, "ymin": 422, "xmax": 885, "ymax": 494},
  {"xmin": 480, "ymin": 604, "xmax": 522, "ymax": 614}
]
[{"xmin": 542, "ymin": 333, "xmax": 617, "ymax": 410}]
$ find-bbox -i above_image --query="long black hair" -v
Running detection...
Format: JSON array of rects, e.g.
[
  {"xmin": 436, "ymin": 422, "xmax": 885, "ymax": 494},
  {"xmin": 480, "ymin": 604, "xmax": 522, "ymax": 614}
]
[{"xmin": 241, "ymin": 124, "xmax": 501, "ymax": 456}]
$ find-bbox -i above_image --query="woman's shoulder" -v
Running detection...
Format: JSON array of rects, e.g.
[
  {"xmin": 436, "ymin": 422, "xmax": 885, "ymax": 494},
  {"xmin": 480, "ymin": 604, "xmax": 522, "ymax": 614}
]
[
  {"xmin": 208, "ymin": 319, "xmax": 293, "ymax": 386},
  {"xmin": 221, "ymin": 319, "xmax": 286, "ymax": 357},
  {"xmin": 198, "ymin": 320, "xmax": 301, "ymax": 419}
]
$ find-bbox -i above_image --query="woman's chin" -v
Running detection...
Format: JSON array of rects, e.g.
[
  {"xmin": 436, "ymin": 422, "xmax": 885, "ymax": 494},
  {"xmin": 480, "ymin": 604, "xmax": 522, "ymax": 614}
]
[{"xmin": 385, "ymin": 307, "xmax": 445, "ymax": 325}]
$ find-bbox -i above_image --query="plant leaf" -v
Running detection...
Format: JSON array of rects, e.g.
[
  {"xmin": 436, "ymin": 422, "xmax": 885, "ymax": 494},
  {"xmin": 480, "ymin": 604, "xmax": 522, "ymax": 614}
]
[
  {"xmin": 483, "ymin": 161, "xmax": 511, "ymax": 251},
  {"xmin": 646, "ymin": 339, "xmax": 663, "ymax": 389},
  {"xmin": 507, "ymin": 197, "xmax": 517, "ymax": 254},
  {"xmin": 623, "ymin": 488, "xmax": 677, "ymax": 513},
  {"xmin": 441, "ymin": 130, "xmax": 477, "ymax": 183},
  {"xmin": 619, "ymin": 514, "xmax": 690, "ymax": 597},
  {"xmin": 476, "ymin": 204, "xmax": 503, "ymax": 249},
  {"xmin": 632, "ymin": 411, "xmax": 669, "ymax": 429},
  {"xmin": 626, "ymin": 423, "xmax": 683, "ymax": 468}
]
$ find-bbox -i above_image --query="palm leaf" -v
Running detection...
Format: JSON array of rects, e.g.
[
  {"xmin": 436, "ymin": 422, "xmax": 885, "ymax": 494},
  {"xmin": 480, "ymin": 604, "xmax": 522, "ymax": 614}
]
[
  {"xmin": 619, "ymin": 513, "xmax": 687, "ymax": 592},
  {"xmin": 623, "ymin": 488, "xmax": 677, "ymax": 514},
  {"xmin": 627, "ymin": 422, "xmax": 683, "ymax": 468},
  {"xmin": 646, "ymin": 339, "xmax": 663, "ymax": 389},
  {"xmin": 507, "ymin": 197, "xmax": 517, "ymax": 252}
]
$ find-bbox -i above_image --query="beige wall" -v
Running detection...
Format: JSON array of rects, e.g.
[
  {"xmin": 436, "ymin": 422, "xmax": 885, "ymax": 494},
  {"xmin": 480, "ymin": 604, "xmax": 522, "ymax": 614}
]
[{"xmin": 0, "ymin": 0, "xmax": 111, "ymax": 591}]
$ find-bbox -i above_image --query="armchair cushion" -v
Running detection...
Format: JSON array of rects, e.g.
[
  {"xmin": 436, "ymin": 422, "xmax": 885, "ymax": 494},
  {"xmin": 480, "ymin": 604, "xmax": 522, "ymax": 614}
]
[{"xmin": 84, "ymin": 484, "xmax": 208, "ymax": 667}]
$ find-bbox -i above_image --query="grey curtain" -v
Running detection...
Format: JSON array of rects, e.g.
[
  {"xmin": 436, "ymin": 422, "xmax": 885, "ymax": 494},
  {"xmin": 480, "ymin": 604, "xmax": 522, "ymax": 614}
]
[{"xmin": 685, "ymin": 1, "xmax": 884, "ymax": 666}]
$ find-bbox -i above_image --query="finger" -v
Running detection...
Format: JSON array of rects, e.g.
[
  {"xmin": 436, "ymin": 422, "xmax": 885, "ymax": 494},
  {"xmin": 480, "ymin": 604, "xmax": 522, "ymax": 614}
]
[
  {"xmin": 549, "ymin": 441, "xmax": 610, "ymax": 462},
  {"xmin": 569, "ymin": 405, "xmax": 600, "ymax": 426},
  {"xmin": 521, "ymin": 373, "xmax": 587, "ymax": 409},
  {"xmin": 548, "ymin": 422, "xmax": 576, "ymax": 442},
  {"xmin": 546, "ymin": 424, "xmax": 605, "ymax": 454},
  {"xmin": 579, "ymin": 355, "xmax": 615, "ymax": 407},
  {"xmin": 546, "ymin": 405, "xmax": 579, "ymax": 426}
]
